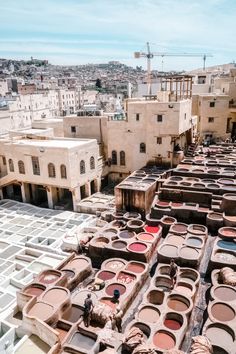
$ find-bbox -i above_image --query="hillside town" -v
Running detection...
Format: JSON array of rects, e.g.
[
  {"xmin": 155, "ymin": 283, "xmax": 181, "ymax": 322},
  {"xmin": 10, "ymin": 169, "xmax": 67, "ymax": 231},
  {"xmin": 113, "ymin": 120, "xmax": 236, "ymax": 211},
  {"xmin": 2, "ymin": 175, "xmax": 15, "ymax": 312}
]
[{"xmin": 0, "ymin": 52, "xmax": 236, "ymax": 354}]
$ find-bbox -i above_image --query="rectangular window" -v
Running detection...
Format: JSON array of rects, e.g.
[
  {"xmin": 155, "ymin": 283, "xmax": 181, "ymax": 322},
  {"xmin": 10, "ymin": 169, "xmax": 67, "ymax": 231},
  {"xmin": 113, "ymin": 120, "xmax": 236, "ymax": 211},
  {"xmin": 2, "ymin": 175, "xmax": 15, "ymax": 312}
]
[
  {"xmin": 71, "ymin": 126, "xmax": 76, "ymax": 133},
  {"xmin": 208, "ymin": 117, "xmax": 214, "ymax": 123},
  {"xmin": 226, "ymin": 118, "xmax": 231, "ymax": 133},
  {"xmin": 184, "ymin": 113, "xmax": 187, "ymax": 120},
  {"xmin": 2, "ymin": 156, "xmax": 6, "ymax": 165},
  {"xmin": 157, "ymin": 114, "xmax": 163, "ymax": 122},
  {"xmin": 136, "ymin": 113, "xmax": 140, "ymax": 121},
  {"xmin": 31, "ymin": 156, "xmax": 40, "ymax": 175},
  {"xmin": 156, "ymin": 137, "xmax": 162, "ymax": 144},
  {"xmin": 210, "ymin": 102, "xmax": 215, "ymax": 107}
]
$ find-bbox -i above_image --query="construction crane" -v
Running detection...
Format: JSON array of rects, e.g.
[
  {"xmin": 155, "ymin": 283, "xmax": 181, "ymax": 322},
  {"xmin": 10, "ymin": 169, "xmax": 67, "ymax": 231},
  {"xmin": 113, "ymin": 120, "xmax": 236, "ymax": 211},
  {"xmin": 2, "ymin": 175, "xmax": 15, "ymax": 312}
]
[{"xmin": 134, "ymin": 42, "xmax": 213, "ymax": 95}]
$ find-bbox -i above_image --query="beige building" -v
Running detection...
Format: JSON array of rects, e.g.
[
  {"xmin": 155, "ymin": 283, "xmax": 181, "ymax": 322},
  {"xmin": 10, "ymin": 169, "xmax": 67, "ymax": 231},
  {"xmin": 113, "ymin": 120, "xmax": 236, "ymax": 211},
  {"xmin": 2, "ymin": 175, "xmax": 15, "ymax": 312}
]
[{"xmin": 0, "ymin": 134, "xmax": 102, "ymax": 211}]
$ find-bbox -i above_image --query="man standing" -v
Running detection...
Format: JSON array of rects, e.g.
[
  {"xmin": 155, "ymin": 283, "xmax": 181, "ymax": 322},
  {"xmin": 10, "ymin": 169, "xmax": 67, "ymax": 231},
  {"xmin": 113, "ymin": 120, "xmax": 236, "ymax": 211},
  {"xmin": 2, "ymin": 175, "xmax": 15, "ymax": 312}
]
[
  {"xmin": 113, "ymin": 306, "xmax": 123, "ymax": 333},
  {"xmin": 169, "ymin": 259, "xmax": 178, "ymax": 290},
  {"xmin": 83, "ymin": 293, "xmax": 94, "ymax": 327}
]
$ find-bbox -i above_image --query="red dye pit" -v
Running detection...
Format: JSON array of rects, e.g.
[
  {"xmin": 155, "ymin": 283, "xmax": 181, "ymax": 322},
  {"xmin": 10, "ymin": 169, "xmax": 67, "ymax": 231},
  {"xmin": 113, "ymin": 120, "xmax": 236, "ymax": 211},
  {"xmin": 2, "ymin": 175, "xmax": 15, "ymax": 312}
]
[
  {"xmin": 145, "ymin": 225, "xmax": 159, "ymax": 234},
  {"xmin": 97, "ymin": 271, "xmax": 116, "ymax": 281},
  {"xmin": 105, "ymin": 283, "xmax": 126, "ymax": 296},
  {"xmin": 25, "ymin": 287, "xmax": 44, "ymax": 296},
  {"xmin": 126, "ymin": 263, "xmax": 145, "ymax": 273},
  {"xmin": 164, "ymin": 319, "xmax": 182, "ymax": 330},
  {"xmin": 128, "ymin": 242, "xmax": 147, "ymax": 252}
]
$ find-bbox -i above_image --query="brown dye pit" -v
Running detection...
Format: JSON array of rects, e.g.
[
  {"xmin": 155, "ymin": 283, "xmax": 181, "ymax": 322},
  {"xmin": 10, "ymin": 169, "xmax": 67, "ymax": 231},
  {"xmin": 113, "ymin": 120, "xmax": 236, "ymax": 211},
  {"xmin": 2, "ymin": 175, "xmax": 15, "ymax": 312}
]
[
  {"xmin": 28, "ymin": 302, "xmax": 54, "ymax": 321},
  {"xmin": 55, "ymin": 327, "xmax": 69, "ymax": 341},
  {"xmin": 164, "ymin": 319, "xmax": 182, "ymax": 330},
  {"xmin": 167, "ymin": 299, "xmax": 188, "ymax": 312},
  {"xmin": 214, "ymin": 286, "xmax": 236, "ymax": 302},
  {"xmin": 125, "ymin": 262, "xmax": 145, "ymax": 273},
  {"xmin": 97, "ymin": 270, "xmax": 115, "ymax": 281},
  {"xmin": 24, "ymin": 287, "xmax": 45, "ymax": 297},
  {"xmin": 128, "ymin": 242, "xmax": 147, "ymax": 252},
  {"xmin": 43, "ymin": 288, "xmax": 68, "ymax": 304},
  {"xmin": 162, "ymin": 217, "xmax": 175, "ymax": 224},
  {"xmin": 175, "ymin": 285, "xmax": 192, "ymax": 297},
  {"xmin": 62, "ymin": 305, "xmax": 83, "ymax": 323},
  {"xmin": 138, "ymin": 307, "xmax": 160, "ymax": 323},
  {"xmin": 38, "ymin": 273, "xmax": 60, "ymax": 284},
  {"xmin": 153, "ymin": 331, "xmax": 175, "ymax": 350},
  {"xmin": 211, "ymin": 303, "xmax": 235, "ymax": 322},
  {"xmin": 171, "ymin": 224, "xmax": 188, "ymax": 233},
  {"xmin": 112, "ymin": 240, "xmax": 127, "ymax": 249},
  {"xmin": 105, "ymin": 283, "xmax": 126, "ymax": 296},
  {"xmin": 67, "ymin": 258, "xmax": 88, "ymax": 271}
]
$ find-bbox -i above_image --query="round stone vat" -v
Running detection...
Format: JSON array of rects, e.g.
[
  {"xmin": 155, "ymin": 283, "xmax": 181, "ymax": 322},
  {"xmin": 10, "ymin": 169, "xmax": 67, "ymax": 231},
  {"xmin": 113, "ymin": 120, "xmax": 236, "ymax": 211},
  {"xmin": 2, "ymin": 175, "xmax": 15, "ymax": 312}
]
[
  {"xmin": 130, "ymin": 323, "xmax": 151, "ymax": 340},
  {"xmin": 208, "ymin": 169, "xmax": 220, "ymax": 174},
  {"xmin": 118, "ymin": 230, "xmax": 135, "ymax": 239},
  {"xmin": 193, "ymin": 183, "xmax": 205, "ymax": 189},
  {"xmin": 23, "ymin": 283, "xmax": 46, "ymax": 297},
  {"xmin": 210, "ymin": 302, "xmax": 235, "ymax": 322},
  {"xmin": 94, "ymin": 237, "xmax": 109, "ymax": 247},
  {"xmin": 205, "ymin": 323, "xmax": 235, "ymax": 351},
  {"xmin": 103, "ymin": 228, "xmax": 118, "ymax": 238},
  {"xmin": 207, "ymin": 212, "xmax": 223, "ymax": 221},
  {"xmin": 147, "ymin": 289, "xmax": 164, "ymax": 305},
  {"xmin": 110, "ymin": 220, "xmax": 126, "ymax": 229},
  {"xmin": 96, "ymin": 270, "xmax": 116, "ymax": 281},
  {"xmin": 105, "ymin": 283, "xmax": 126, "ymax": 297},
  {"xmin": 207, "ymin": 183, "xmax": 220, "ymax": 189},
  {"xmin": 170, "ymin": 223, "xmax": 188, "ymax": 234},
  {"xmin": 187, "ymin": 224, "xmax": 207, "ymax": 235},
  {"xmin": 179, "ymin": 269, "xmax": 199, "ymax": 285},
  {"xmin": 123, "ymin": 212, "xmax": 141, "ymax": 221},
  {"xmin": 175, "ymin": 281, "xmax": 193, "ymax": 297},
  {"xmin": 158, "ymin": 265, "xmax": 170, "ymax": 276},
  {"xmin": 127, "ymin": 219, "xmax": 145, "ymax": 233},
  {"xmin": 161, "ymin": 216, "xmax": 177, "ymax": 225},
  {"xmin": 186, "ymin": 237, "xmax": 203, "ymax": 248},
  {"xmin": 179, "ymin": 246, "xmax": 199, "ymax": 260},
  {"xmin": 217, "ymin": 240, "xmax": 236, "ymax": 251},
  {"xmin": 138, "ymin": 306, "xmax": 160, "ymax": 323},
  {"xmin": 62, "ymin": 305, "xmax": 83, "ymax": 323},
  {"xmin": 221, "ymin": 194, "xmax": 236, "ymax": 215},
  {"xmin": 166, "ymin": 234, "xmax": 185, "ymax": 246},
  {"xmin": 37, "ymin": 270, "xmax": 61, "ymax": 285},
  {"xmin": 218, "ymin": 226, "xmax": 236, "ymax": 240},
  {"xmin": 202, "ymin": 178, "xmax": 215, "ymax": 183},
  {"xmin": 169, "ymin": 176, "xmax": 183, "ymax": 181},
  {"xmin": 42, "ymin": 287, "xmax": 69, "ymax": 304},
  {"xmin": 112, "ymin": 211, "xmax": 125, "ymax": 220},
  {"xmin": 125, "ymin": 262, "xmax": 145, "ymax": 274},
  {"xmin": 103, "ymin": 259, "xmax": 126, "ymax": 272},
  {"xmin": 153, "ymin": 330, "xmax": 176, "ymax": 350},
  {"xmin": 27, "ymin": 302, "xmax": 54, "ymax": 321},
  {"xmin": 180, "ymin": 181, "xmax": 192, "ymax": 187},
  {"xmin": 163, "ymin": 312, "xmax": 183, "ymax": 330},
  {"xmin": 155, "ymin": 276, "xmax": 172, "ymax": 292},
  {"xmin": 136, "ymin": 232, "xmax": 154, "ymax": 243},
  {"xmin": 144, "ymin": 225, "xmax": 160, "ymax": 234},
  {"xmin": 158, "ymin": 244, "xmax": 178, "ymax": 259},
  {"xmin": 68, "ymin": 331, "xmax": 96, "ymax": 351},
  {"xmin": 127, "ymin": 242, "xmax": 147, "ymax": 253},
  {"xmin": 166, "ymin": 181, "xmax": 178, "ymax": 186},
  {"xmin": 185, "ymin": 177, "xmax": 200, "ymax": 182},
  {"xmin": 167, "ymin": 294, "xmax": 191, "ymax": 313},
  {"xmin": 112, "ymin": 240, "xmax": 127, "ymax": 250},
  {"xmin": 117, "ymin": 271, "xmax": 136, "ymax": 284},
  {"xmin": 218, "ymin": 178, "xmax": 235, "ymax": 185},
  {"xmin": 192, "ymin": 168, "xmax": 204, "ymax": 173},
  {"xmin": 214, "ymin": 250, "xmax": 236, "ymax": 262},
  {"xmin": 212, "ymin": 285, "xmax": 236, "ymax": 302},
  {"xmin": 67, "ymin": 257, "xmax": 89, "ymax": 272},
  {"xmin": 61, "ymin": 269, "xmax": 75, "ymax": 279},
  {"xmin": 171, "ymin": 202, "xmax": 183, "ymax": 207}
]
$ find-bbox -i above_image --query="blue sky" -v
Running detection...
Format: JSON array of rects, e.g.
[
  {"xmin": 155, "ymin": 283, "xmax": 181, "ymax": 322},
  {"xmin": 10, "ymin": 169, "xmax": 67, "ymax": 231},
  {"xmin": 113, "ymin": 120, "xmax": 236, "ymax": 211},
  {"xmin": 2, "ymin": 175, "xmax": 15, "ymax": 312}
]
[{"xmin": 0, "ymin": 0, "xmax": 235, "ymax": 70}]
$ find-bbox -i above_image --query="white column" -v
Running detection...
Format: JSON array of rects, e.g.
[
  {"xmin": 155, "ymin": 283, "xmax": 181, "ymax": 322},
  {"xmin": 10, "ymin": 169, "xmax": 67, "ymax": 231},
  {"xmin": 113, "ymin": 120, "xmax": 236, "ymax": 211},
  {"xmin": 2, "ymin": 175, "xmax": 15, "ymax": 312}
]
[
  {"xmin": 85, "ymin": 182, "xmax": 91, "ymax": 197},
  {"xmin": 72, "ymin": 187, "xmax": 81, "ymax": 212}
]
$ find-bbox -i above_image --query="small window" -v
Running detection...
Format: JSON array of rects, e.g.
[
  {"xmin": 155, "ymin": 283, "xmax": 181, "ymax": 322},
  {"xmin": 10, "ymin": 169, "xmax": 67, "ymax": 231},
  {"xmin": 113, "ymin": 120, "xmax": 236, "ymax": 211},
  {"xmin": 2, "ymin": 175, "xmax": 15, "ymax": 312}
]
[
  {"xmin": 80, "ymin": 160, "xmax": 86, "ymax": 174},
  {"xmin": 2, "ymin": 156, "xmax": 6, "ymax": 165},
  {"xmin": 157, "ymin": 114, "xmax": 163, "ymax": 122},
  {"xmin": 210, "ymin": 102, "xmax": 215, "ymax": 108},
  {"xmin": 48, "ymin": 163, "xmax": 56, "ymax": 178},
  {"xmin": 32, "ymin": 156, "xmax": 40, "ymax": 175},
  {"xmin": 9, "ymin": 159, "xmax": 14, "ymax": 172},
  {"xmin": 60, "ymin": 164, "xmax": 67, "ymax": 179},
  {"xmin": 71, "ymin": 126, "xmax": 76, "ymax": 133},
  {"xmin": 18, "ymin": 160, "xmax": 25, "ymax": 174},
  {"xmin": 184, "ymin": 113, "xmax": 187, "ymax": 120},
  {"xmin": 156, "ymin": 137, "xmax": 162, "ymax": 144},
  {"xmin": 120, "ymin": 151, "xmax": 126, "ymax": 166},
  {"xmin": 208, "ymin": 117, "xmax": 214, "ymax": 123},
  {"xmin": 140, "ymin": 143, "xmax": 146, "ymax": 153},
  {"xmin": 90, "ymin": 156, "xmax": 95, "ymax": 170},
  {"xmin": 136, "ymin": 113, "xmax": 140, "ymax": 121},
  {"xmin": 111, "ymin": 151, "xmax": 117, "ymax": 165}
]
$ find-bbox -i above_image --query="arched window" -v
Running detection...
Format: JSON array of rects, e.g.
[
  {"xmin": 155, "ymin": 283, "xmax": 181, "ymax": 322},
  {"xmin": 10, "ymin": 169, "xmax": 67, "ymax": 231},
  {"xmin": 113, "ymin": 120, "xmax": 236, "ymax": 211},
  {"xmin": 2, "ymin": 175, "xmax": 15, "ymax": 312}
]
[
  {"xmin": 90, "ymin": 156, "xmax": 95, "ymax": 170},
  {"xmin": 18, "ymin": 160, "xmax": 25, "ymax": 174},
  {"xmin": 9, "ymin": 159, "xmax": 14, "ymax": 172},
  {"xmin": 140, "ymin": 143, "xmax": 146, "ymax": 153},
  {"xmin": 111, "ymin": 150, "xmax": 117, "ymax": 165},
  {"xmin": 60, "ymin": 164, "xmax": 67, "ymax": 179},
  {"xmin": 80, "ymin": 160, "xmax": 85, "ymax": 174},
  {"xmin": 120, "ymin": 151, "xmax": 126, "ymax": 166},
  {"xmin": 48, "ymin": 163, "xmax": 56, "ymax": 178}
]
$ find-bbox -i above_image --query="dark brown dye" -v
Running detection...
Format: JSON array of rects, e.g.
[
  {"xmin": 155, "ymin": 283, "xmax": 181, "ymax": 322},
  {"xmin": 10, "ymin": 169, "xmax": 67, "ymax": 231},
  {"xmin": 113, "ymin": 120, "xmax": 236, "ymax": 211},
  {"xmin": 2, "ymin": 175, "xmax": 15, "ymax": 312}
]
[
  {"xmin": 62, "ymin": 305, "xmax": 83, "ymax": 323},
  {"xmin": 164, "ymin": 319, "xmax": 182, "ymax": 330},
  {"xmin": 69, "ymin": 332, "xmax": 96, "ymax": 350}
]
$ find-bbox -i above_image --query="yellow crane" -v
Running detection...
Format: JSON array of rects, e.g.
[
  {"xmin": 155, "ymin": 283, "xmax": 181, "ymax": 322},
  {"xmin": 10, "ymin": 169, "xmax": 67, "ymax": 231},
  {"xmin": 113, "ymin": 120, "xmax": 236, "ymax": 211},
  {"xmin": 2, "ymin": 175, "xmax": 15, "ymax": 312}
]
[{"xmin": 134, "ymin": 42, "xmax": 213, "ymax": 95}]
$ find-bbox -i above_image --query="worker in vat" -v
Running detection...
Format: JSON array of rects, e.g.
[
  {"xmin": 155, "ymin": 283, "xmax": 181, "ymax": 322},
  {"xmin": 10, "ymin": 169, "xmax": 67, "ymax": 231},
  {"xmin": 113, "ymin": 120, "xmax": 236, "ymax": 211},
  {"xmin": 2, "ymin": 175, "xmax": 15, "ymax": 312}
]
[
  {"xmin": 111, "ymin": 289, "xmax": 120, "ymax": 303},
  {"xmin": 113, "ymin": 305, "xmax": 123, "ymax": 333},
  {"xmin": 83, "ymin": 293, "xmax": 94, "ymax": 327},
  {"xmin": 169, "ymin": 258, "xmax": 178, "ymax": 290}
]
